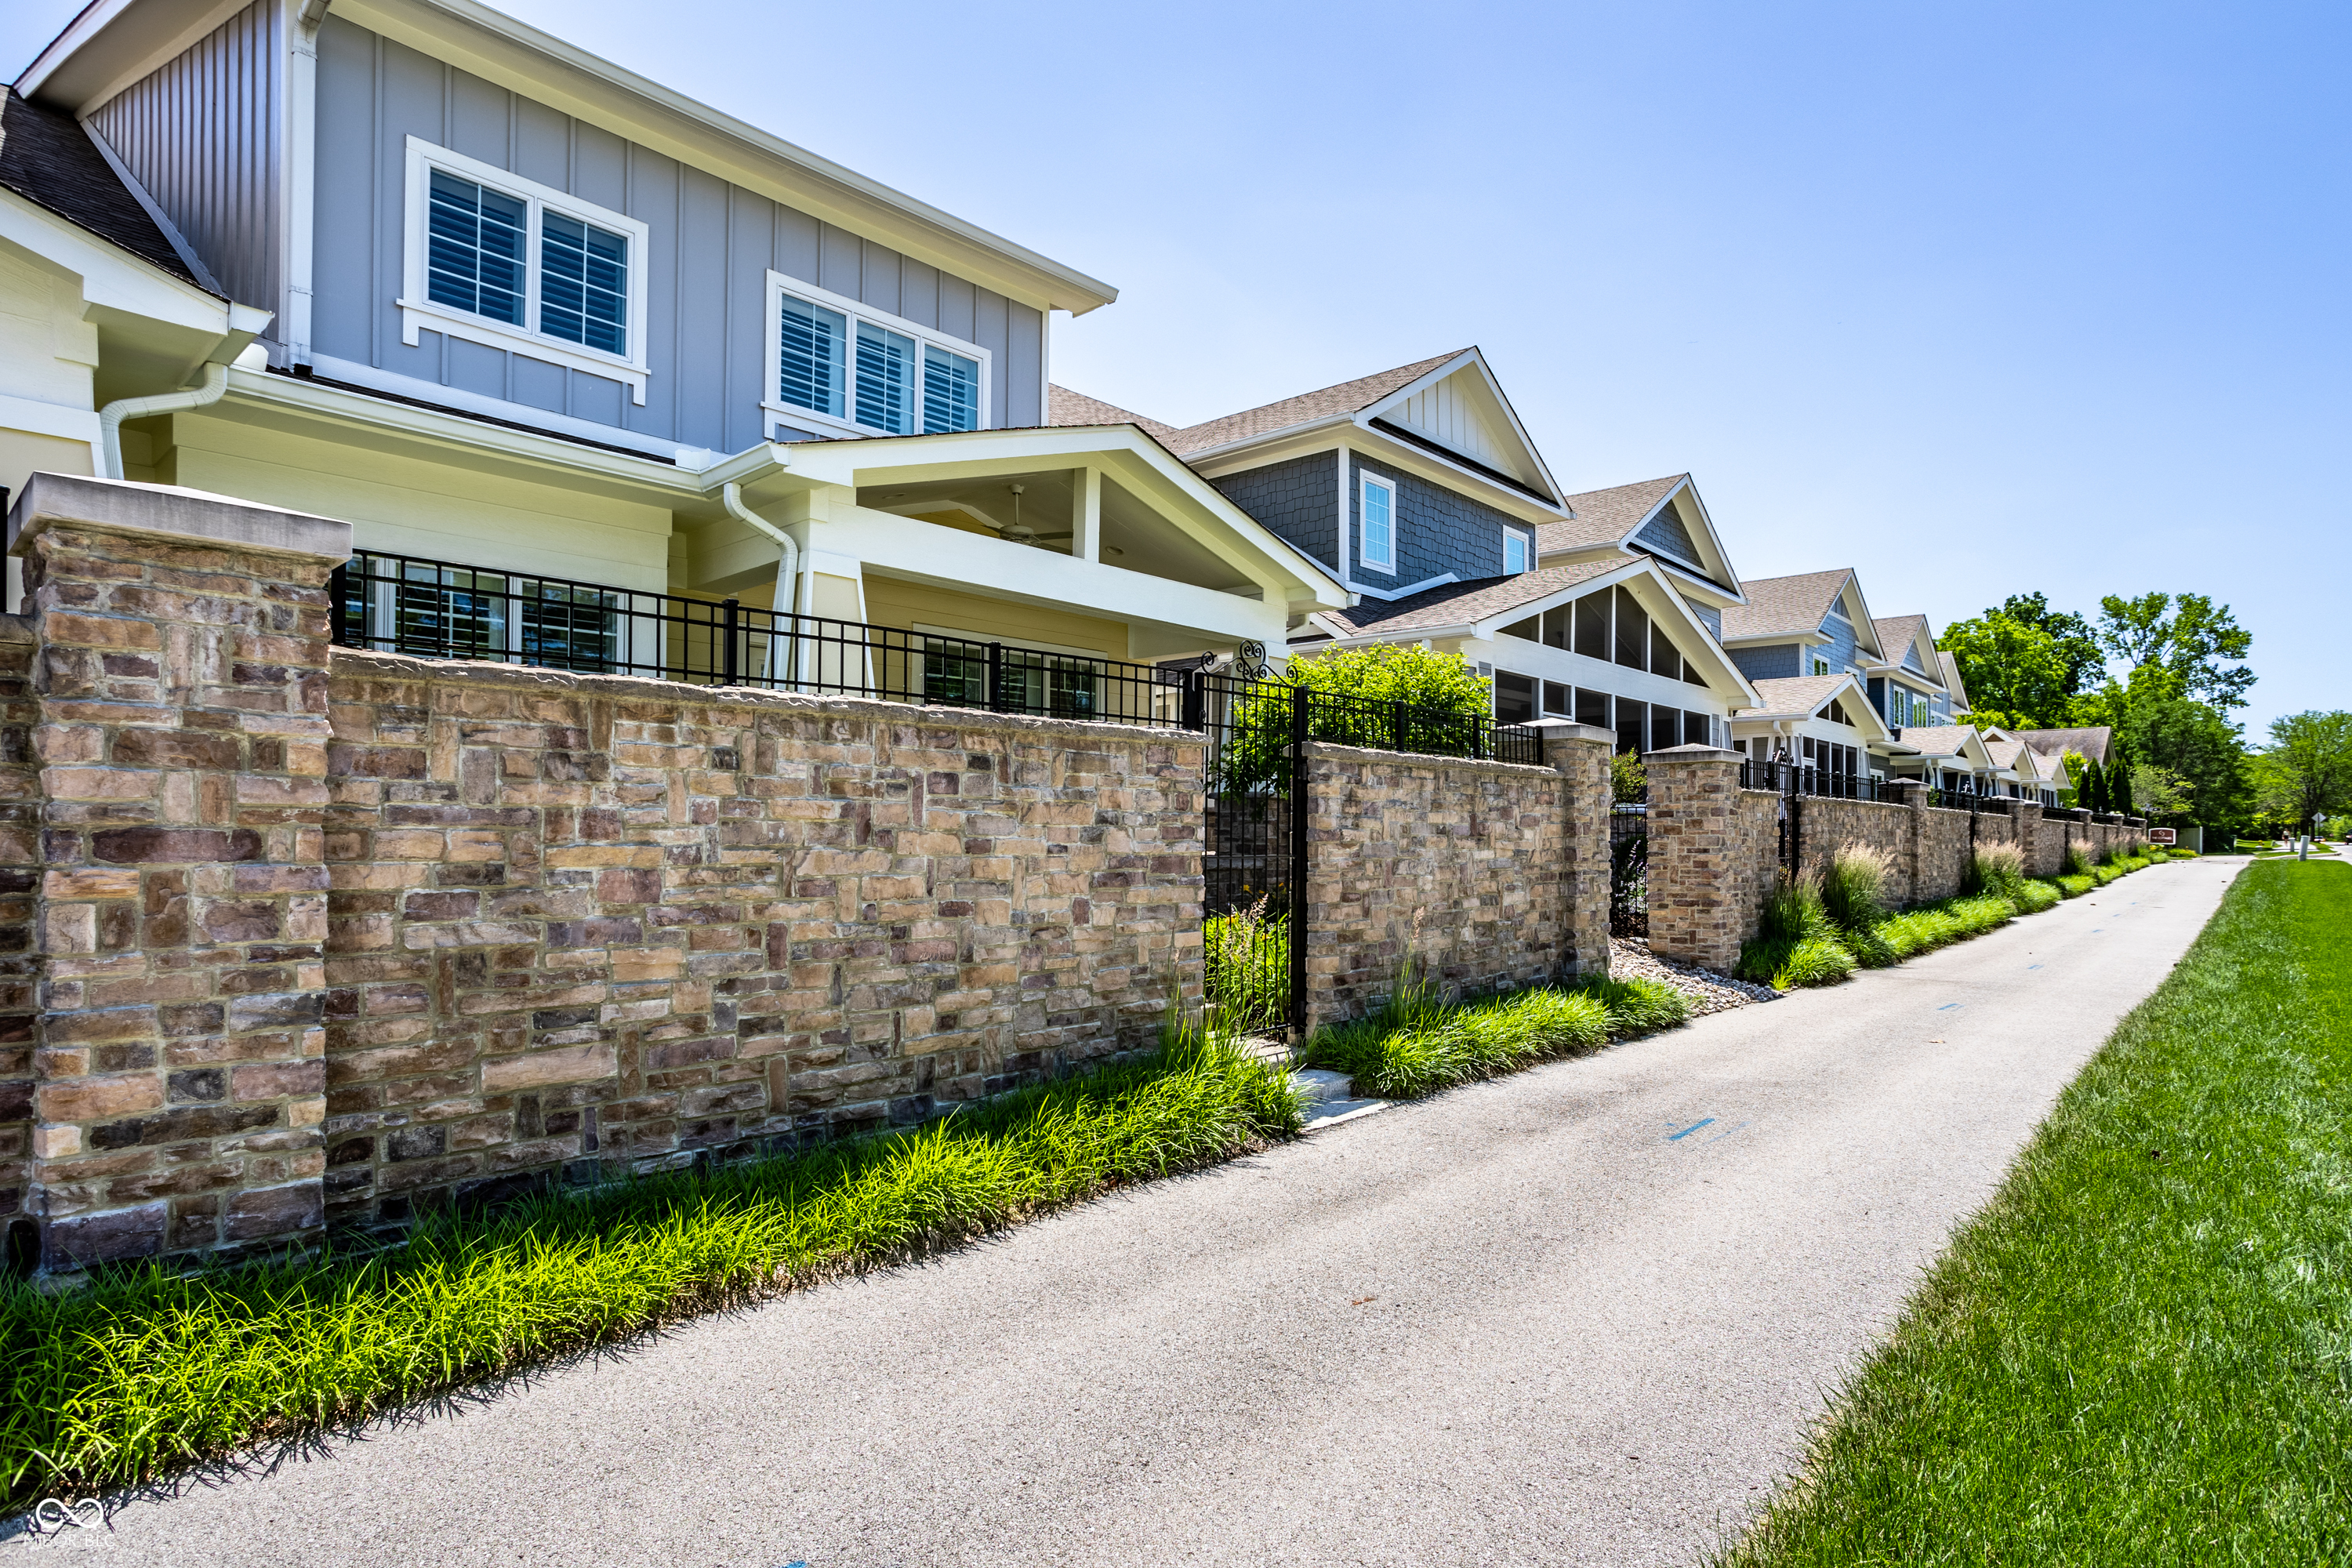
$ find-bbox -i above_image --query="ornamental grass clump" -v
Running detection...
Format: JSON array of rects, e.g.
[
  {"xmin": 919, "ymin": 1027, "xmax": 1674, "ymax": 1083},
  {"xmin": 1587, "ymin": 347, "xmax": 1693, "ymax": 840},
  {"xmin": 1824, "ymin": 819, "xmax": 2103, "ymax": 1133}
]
[
  {"xmin": 1962, "ymin": 844, "xmax": 2028, "ymax": 901},
  {"xmin": 1301, "ymin": 971, "xmax": 1679, "ymax": 1100},
  {"xmin": 1737, "ymin": 869, "xmax": 1860, "ymax": 989},
  {"xmin": 1822, "ymin": 843, "xmax": 1899, "ymax": 967},
  {"xmin": 1203, "ymin": 897, "xmax": 1290, "ymax": 1034},
  {"xmin": 0, "ymin": 1017, "xmax": 1301, "ymax": 1514},
  {"xmin": 2062, "ymin": 840, "xmax": 2095, "ymax": 877}
]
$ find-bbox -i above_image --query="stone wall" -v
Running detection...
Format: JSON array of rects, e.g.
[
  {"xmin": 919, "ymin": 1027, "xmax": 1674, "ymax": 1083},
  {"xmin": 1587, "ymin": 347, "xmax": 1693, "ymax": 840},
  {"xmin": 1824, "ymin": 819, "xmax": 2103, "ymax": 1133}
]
[
  {"xmin": 319, "ymin": 656, "xmax": 1201, "ymax": 1232},
  {"xmin": 0, "ymin": 622, "xmax": 37, "ymax": 1260},
  {"xmin": 1648, "ymin": 743, "xmax": 2153, "ymax": 970},
  {"xmin": 1299, "ymin": 728, "xmax": 1609, "ymax": 1029}
]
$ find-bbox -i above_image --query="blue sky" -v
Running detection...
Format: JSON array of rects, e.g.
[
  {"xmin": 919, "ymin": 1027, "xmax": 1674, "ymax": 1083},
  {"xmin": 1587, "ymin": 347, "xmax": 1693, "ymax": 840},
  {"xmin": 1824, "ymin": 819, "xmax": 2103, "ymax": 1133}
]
[{"xmin": 9, "ymin": 1, "xmax": 2343, "ymax": 734}]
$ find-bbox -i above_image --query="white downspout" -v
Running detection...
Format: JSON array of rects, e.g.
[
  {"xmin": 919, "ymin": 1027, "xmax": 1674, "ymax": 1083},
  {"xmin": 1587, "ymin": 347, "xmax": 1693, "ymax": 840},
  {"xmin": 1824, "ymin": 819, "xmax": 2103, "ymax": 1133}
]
[
  {"xmin": 720, "ymin": 481, "xmax": 798, "ymax": 685},
  {"xmin": 98, "ymin": 361, "xmax": 229, "ymax": 480}
]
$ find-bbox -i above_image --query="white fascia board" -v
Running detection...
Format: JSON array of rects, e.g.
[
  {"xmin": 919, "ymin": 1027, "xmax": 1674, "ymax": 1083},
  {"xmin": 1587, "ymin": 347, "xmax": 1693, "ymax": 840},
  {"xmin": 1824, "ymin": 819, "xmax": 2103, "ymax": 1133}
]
[
  {"xmin": 1720, "ymin": 629, "xmax": 1830, "ymax": 648},
  {"xmin": 1354, "ymin": 347, "xmax": 1567, "ymax": 507},
  {"xmin": 782, "ymin": 424, "xmax": 1350, "ymax": 608},
  {"xmin": 1633, "ymin": 476, "xmax": 1746, "ymax": 601},
  {"xmin": 1182, "ymin": 417, "xmax": 1567, "ymax": 525},
  {"xmin": 0, "ymin": 190, "xmax": 240, "ymax": 336},
  {"xmin": 1345, "ymin": 415, "xmax": 1568, "ymax": 521},
  {"xmin": 0, "ymin": 394, "xmax": 103, "ymax": 444},
  {"xmin": 1729, "ymin": 674, "xmax": 1889, "ymax": 741},
  {"xmin": 17, "ymin": 0, "xmax": 253, "ymax": 111},
  {"xmin": 223, "ymin": 365, "xmax": 706, "ymax": 496},
  {"xmin": 320, "ymin": 0, "xmax": 1113, "ymax": 317},
  {"xmin": 836, "ymin": 505, "xmax": 1285, "ymax": 645},
  {"xmin": 1837, "ymin": 575, "xmax": 1887, "ymax": 661}
]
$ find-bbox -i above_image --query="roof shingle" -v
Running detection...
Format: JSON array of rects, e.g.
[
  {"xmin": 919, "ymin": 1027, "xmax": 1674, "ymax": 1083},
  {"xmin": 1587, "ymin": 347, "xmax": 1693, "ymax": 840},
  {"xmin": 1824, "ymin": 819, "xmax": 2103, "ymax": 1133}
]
[
  {"xmin": 1163, "ymin": 351, "xmax": 1463, "ymax": 456},
  {"xmin": 0, "ymin": 89, "xmax": 207, "ymax": 291},
  {"xmin": 1719, "ymin": 568, "xmax": 1853, "ymax": 641},
  {"xmin": 2013, "ymin": 725, "xmax": 2113, "ymax": 764},
  {"xmin": 1312, "ymin": 559, "xmax": 1621, "ymax": 638},
  {"xmin": 1735, "ymin": 673, "xmax": 1856, "ymax": 717},
  {"xmin": 1533, "ymin": 474, "xmax": 1686, "ymax": 554},
  {"xmin": 1046, "ymin": 385, "xmax": 1176, "ymax": 441}
]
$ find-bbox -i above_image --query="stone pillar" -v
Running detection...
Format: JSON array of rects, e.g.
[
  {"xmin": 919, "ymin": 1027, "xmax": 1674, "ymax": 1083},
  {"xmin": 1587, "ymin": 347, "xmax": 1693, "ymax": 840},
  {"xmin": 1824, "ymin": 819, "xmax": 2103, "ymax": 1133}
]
[
  {"xmin": 1884, "ymin": 779, "xmax": 1928, "ymax": 908},
  {"xmin": 12, "ymin": 474, "xmax": 350, "ymax": 1273},
  {"xmin": 2013, "ymin": 800, "xmax": 2046, "ymax": 877},
  {"xmin": 1642, "ymin": 744, "xmax": 1745, "ymax": 973},
  {"xmin": 1541, "ymin": 723, "xmax": 1614, "ymax": 978}
]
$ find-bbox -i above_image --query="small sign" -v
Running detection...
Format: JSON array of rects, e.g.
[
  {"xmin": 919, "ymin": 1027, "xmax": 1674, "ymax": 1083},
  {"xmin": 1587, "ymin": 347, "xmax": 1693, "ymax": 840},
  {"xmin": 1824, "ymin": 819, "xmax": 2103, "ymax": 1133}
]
[{"xmin": 2149, "ymin": 827, "xmax": 2176, "ymax": 844}]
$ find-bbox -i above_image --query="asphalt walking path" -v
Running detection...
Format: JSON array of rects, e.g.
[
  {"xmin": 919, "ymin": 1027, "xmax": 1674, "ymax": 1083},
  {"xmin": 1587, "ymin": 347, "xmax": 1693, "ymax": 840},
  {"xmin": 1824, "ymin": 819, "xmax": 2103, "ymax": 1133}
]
[{"xmin": 42, "ymin": 858, "xmax": 2242, "ymax": 1568}]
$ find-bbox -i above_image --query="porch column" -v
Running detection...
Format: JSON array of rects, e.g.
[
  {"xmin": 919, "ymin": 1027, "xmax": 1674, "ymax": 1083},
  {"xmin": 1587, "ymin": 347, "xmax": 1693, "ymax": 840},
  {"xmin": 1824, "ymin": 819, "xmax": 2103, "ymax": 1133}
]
[
  {"xmin": 14, "ymin": 474, "xmax": 347, "ymax": 1272},
  {"xmin": 1643, "ymin": 744, "xmax": 1746, "ymax": 973},
  {"xmin": 1069, "ymin": 466, "xmax": 1101, "ymax": 563}
]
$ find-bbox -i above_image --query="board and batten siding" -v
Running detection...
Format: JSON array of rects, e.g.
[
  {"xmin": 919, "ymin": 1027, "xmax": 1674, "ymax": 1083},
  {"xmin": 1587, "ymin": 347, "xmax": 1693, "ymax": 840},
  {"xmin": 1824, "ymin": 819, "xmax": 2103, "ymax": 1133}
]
[
  {"xmin": 308, "ymin": 16, "xmax": 1043, "ymax": 453},
  {"xmin": 84, "ymin": 0, "xmax": 284, "ymax": 348}
]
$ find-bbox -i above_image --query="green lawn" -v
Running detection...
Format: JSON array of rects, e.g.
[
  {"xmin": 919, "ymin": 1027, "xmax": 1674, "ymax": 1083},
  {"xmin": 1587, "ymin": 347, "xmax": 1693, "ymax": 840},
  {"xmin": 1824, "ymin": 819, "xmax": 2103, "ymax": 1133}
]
[{"xmin": 1723, "ymin": 859, "xmax": 2352, "ymax": 1566}]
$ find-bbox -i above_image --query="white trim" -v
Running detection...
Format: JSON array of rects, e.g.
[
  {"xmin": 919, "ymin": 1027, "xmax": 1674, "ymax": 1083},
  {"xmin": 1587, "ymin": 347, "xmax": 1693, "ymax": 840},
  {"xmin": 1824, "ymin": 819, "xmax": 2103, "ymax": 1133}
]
[
  {"xmin": 77, "ymin": 121, "xmax": 222, "ymax": 296},
  {"xmin": 1503, "ymin": 527, "xmax": 1533, "ymax": 575},
  {"xmin": 761, "ymin": 273, "xmax": 992, "ymax": 440},
  {"xmin": 1358, "ymin": 471, "xmax": 1397, "ymax": 573},
  {"xmin": 302, "ymin": 352, "xmax": 713, "ymax": 466},
  {"xmin": 1353, "ymin": 348, "xmax": 1566, "ymax": 509},
  {"xmin": 1347, "ymin": 571, "xmax": 1461, "ymax": 602},
  {"xmin": 0, "ymin": 394, "xmax": 104, "ymax": 445},
  {"xmin": 397, "ymin": 137, "xmax": 652, "ymax": 404}
]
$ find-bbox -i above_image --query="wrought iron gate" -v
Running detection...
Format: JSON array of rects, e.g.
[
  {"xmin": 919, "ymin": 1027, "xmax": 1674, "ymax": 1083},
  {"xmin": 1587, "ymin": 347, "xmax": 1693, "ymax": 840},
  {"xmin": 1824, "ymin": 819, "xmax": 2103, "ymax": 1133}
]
[
  {"xmin": 1198, "ymin": 675, "xmax": 1308, "ymax": 1037},
  {"xmin": 1609, "ymin": 801, "xmax": 1649, "ymax": 938}
]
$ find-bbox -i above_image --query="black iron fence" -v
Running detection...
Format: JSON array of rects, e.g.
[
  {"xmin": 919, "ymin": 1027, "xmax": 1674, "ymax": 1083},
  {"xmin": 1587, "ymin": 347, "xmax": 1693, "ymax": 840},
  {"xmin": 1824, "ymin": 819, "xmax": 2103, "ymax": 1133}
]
[
  {"xmin": 1737, "ymin": 760, "xmax": 1893, "ymax": 801},
  {"xmin": 1609, "ymin": 803, "xmax": 1648, "ymax": 938}
]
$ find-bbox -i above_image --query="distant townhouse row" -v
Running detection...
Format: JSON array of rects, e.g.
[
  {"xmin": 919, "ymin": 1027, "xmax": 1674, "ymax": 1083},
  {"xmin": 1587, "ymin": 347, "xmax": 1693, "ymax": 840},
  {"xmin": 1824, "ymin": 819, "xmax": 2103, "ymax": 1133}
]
[{"xmin": 4, "ymin": 0, "xmax": 2061, "ymax": 798}]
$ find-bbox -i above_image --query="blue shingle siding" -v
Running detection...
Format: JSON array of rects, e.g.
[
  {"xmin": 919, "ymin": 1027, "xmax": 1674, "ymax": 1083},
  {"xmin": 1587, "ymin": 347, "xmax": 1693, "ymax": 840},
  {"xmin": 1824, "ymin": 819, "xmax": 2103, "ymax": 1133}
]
[
  {"xmin": 1900, "ymin": 641, "xmax": 1926, "ymax": 674},
  {"xmin": 1817, "ymin": 611, "xmax": 1860, "ymax": 673},
  {"xmin": 1729, "ymin": 643, "xmax": 1801, "ymax": 681},
  {"xmin": 1867, "ymin": 676, "xmax": 1888, "ymax": 721},
  {"xmin": 1345, "ymin": 452, "xmax": 1523, "ymax": 587},
  {"xmin": 1693, "ymin": 604, "xmax": 1723, "ymax": 642},
  {"xmin": 1632, "ymin": 498, "xmax": 1700, "ymax": 566},
  {"xmin": 1208, "ymin": 452, "xmax": 1341, "ymax": 572}
]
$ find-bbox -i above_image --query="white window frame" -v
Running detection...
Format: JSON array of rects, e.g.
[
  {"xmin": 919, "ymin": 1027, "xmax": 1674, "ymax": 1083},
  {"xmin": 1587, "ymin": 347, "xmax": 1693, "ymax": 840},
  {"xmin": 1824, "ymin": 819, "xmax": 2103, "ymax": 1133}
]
[
  {"xmin": 763, "ymin": 274, "xmax": 993, "ymax": 440},
  {"xmin": 1359, "ymin": 474, "xmax": 1398, "ymax": 573},
  {"xmin": 1503, "ymin": 528, "xmax": 1532, "ymax": 575},
  {"xmin": 397, "ymin": 138, "xmax": 652, "ymax": 405}
]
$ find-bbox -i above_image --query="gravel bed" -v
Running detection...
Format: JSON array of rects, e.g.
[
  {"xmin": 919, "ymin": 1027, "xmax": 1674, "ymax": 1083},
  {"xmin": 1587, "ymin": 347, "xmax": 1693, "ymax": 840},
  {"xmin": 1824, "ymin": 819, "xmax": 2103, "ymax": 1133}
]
[{"xmin": 1610, "ymin": 937, "xmax": 1781, "ymax": 1014}]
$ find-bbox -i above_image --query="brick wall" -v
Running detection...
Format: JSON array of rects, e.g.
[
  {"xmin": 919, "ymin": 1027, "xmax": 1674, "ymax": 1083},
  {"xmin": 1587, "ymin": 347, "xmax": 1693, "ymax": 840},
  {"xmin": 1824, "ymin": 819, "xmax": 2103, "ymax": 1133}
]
[
  {"xmin": 318, "ymin": 655, "xmax": 1204, "ymax": 1232},
  {"xmin": 1299, "ymin": 732, "xmax": 1608, "ymax": 1029}
]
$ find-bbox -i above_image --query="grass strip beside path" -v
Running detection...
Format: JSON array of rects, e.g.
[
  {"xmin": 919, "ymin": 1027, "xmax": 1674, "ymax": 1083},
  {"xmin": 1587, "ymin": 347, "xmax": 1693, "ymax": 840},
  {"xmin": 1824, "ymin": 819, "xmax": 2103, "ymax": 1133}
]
[
  {"xmin": 0, "ymin": 1027, "xmax": 1301, "ymax": 1516},
  {"xmin": 1723, "ymin": 860, "xmax": 2352, "ymax": 1566}
]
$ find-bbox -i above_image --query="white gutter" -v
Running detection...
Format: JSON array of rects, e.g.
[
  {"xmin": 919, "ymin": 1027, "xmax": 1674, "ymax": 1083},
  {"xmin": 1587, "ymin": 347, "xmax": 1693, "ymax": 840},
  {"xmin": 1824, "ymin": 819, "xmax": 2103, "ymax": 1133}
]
[
  {"xmin": 720, "ymin": 479, "xmax": 797, "ymax": 684},
  {"xmin": 98, "ymin": 361, "xmax": 227, "ymax": 480}
]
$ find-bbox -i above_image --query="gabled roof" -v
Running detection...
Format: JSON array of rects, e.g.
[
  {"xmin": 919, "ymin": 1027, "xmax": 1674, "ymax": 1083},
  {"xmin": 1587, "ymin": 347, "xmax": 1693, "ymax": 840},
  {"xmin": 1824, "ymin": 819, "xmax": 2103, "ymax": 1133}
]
[
  {"xmin": 1536, "ymin": 475, "xmax": 1686, "ymax": 554},
  {"xmin": 1308, "ymin": 559, "xmax": 1621, "ymax": 638},
  {"xmin": 1895, "ymin": 724, "xmax": 1991, "ymax": 765},
  {"xmin": 1732, "ymin": 673, "xmax": 1893, "ymax": 741},
  {"xmin": 1165, "ymin": 351, "xmax": 1462, "ymax": 457},
  {"xmin": 1938, "ymin": 651, "xmax": 1969, "ymax": 710},
  {"xmin": 2014, "ymin": 725, "xmax": 2113, "ymax": 765},
  {"xmin": 1047, "ymin": 385, "xmax": 1176, "ymax": 441},
  {"xmin": 0, "ymin": 88, "xmax": 209, "ymax": 291},
  {"xmin": 1719, "ymin": 568, "xmax": 1853, "ymax": 641}
]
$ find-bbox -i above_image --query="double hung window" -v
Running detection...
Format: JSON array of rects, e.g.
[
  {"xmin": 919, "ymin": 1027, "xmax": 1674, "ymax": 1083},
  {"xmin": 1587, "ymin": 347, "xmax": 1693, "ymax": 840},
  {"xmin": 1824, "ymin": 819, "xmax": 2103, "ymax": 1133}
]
[
  {"xmin": 1359, "ymin": 474, "xmax": 1397, "ymax": 573},
  {"xmin": 401, "ymin": 140, "xmax": 651, "ymax": 401},
  {"xmin": 1503, "ymin": 529, "xmax": 1531, "ymax": 575},
  {"xmin": 766, "ymin": 276, "xmax": 990, "ymax": 438}
]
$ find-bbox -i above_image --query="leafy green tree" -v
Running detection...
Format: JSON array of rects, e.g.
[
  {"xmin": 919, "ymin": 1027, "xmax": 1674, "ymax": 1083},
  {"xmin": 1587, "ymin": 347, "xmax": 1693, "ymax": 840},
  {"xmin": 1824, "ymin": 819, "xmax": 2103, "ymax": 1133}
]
[
  {"xmin": 2079, "ymin": 755, "xmax": 2109, "ymax": 814},
  {"xmin": 2117, "ymin": 695, "xmax": 2253, "ymax": 839},
  {"xmin": 1215, "ymin": 644, "xmax": 1494, "ymax": 789},
  {"xmin": 2131, "ymin": 763, "xmax": 2195, "ymax": 818},
  {"xmin": 2107, "ymin": 757, "xmax": 2135, "ymax": 816},
  {"xmin": 1611, "ymin": 751, "xmax": 1648, "ymax": 804},
  {"xmin": 1995, "ymin": 593, "xmax": 2105, "ymax": 695},
  {"xmin": 2095, "ymin": 592, "xmax": 2256, "ymax": 711},
  {"xmin": 2252, "ymin": 710, "xmax": 2352, "ymax": 836},
  {"xmin": 1939, "ymin": 611, "xmax": 2075, "ymax": 730}
]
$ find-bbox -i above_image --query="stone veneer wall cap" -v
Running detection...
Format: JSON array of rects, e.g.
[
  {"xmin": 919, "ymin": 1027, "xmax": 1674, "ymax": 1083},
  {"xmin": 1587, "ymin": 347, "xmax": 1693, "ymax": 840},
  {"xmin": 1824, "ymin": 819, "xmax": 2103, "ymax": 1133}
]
[
  {"xmin": 329, "ymin": 646, "xmax": 1200, "ymax": 746},
  {"xmin": 1301, "ymin": 739, "xmax": 1559, "ymax": 777},
  {"xmin": 1528, "ymin": 722, "xmax": 1613, "ymax": 745},
  {"xmin": 1643, "ymin": 743, "xmax": 1743, "ymax": 761},
  {"xmin": 7, "ymin": 471, "xmax": 354, "ymax": 563}
]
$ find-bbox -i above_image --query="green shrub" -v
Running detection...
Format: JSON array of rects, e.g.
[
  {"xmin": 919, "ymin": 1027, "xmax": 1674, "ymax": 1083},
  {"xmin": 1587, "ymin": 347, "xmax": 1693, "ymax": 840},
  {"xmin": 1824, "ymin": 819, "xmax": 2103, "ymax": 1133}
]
[
  {"xmin": 1822, "ymin": 842, "xmax": 1893, "ymax": 933},
  {"xmin": 1303, "ymin": 981, "xmax": 1632, "ymax": 1099},
  {"xmin": 1762, "ymin": 869, "xmax": 1837, "ymax": 942},
  {"xmin": 1879, "ymin": 906, "xmax": 1965, "ymax": 958},
  {"xmin": 1842, "ymin": 921, "xmax": 1900, "ymax": 968},
  {"xmin": 1962, "ymin": 843, "xmax": 2027, "ymax": 899},
  {"xmin": 1570, "ymin": 974, "xmax": 1693, "ymax": 1035},
  {"xmin": 2005, "ymin": 879, "xmax": 2061, "ymax": 916},
  {"xmin": 2051, "ymin": 873, "xmax": 2095, "ymax": 898},
  {"xmin": 1611, "ymin": 750, "xmax": 1648, "ymax": 804},
  {"xmin": 1776, "ymin": 935, "xmax": 1860, "ymax": 988},
  {"xmin": 1203, "ymin": 898, "xmax": 1290, "ymax": 1033},
  {"xmin": 1944, "ymin": 895, "xmax": 2016, "ymax": 935}
]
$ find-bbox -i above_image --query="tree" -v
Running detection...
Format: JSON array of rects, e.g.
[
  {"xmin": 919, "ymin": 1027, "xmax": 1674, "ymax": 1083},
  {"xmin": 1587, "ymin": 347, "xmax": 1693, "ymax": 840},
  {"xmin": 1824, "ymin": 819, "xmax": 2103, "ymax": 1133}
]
[
  {"xmin": 2117, "ymin": 695, "xmax": 2254, "ymax": 840},
  {"xmin": 1996, "ymin": 593, "xmax": 2105, "ymax": 695},
  {"xmin": 2252, "ymin": 710, "xmax": 2352, "ymax": 836},
  {"xmin": 2079, "ymin": 755, "xmax": 2109, "ymax": 814},
  {"xmin": 1217, "ymin": 643, "xmax": 1494, "ymax": 789},
  {"xmin": 1939, "ymin": 611, "xmax": 2077, "ymax": 731},
  {"xmin": 2107, "ymin": 757, "xmax": 2135, "ymax": 816},
  {"xmin": 2095, "ymin": 593, "xmax": 2256, "ymax": 711},
  {"xmin": 2131, "ymin": 763, "xmax": 2195, "ymax": 818}
]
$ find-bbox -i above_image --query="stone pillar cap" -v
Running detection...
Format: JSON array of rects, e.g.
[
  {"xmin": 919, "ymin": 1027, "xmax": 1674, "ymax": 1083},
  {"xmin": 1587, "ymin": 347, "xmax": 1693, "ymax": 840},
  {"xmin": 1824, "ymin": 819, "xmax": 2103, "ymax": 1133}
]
[
  {"xmin": 1527, "ymin": 720, "xmax": 1613, "ymax": 744},
  {"xmin": 1642, "ymin": 743, "xmax": 1742, "ymax": 762},
  {"xmin": 8, "ymin": 471, "xmax": 353, "ymax": 563}
]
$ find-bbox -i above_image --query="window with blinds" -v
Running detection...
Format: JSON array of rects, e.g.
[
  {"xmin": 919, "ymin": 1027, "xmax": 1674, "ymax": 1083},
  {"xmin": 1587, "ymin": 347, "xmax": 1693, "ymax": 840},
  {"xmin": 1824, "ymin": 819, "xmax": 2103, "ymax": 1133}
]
[
  {"xmin": 768, "ymin": 281, "xmax": 990, "ymax": 437},
  {"xmin": 539, "ymin": 213, "xmax": 630, "ymax": 355},
  {"xmin": 426, "ymin": 172, "xmax": 527, "ymax": 325}
]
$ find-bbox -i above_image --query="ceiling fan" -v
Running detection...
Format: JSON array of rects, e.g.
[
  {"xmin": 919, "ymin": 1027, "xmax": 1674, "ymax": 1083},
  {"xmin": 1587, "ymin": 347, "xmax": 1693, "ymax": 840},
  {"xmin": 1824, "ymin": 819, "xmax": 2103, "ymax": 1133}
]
[{"xmin": 982, "ymin": 485, "xmax": 1118, "ymax": 556}]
